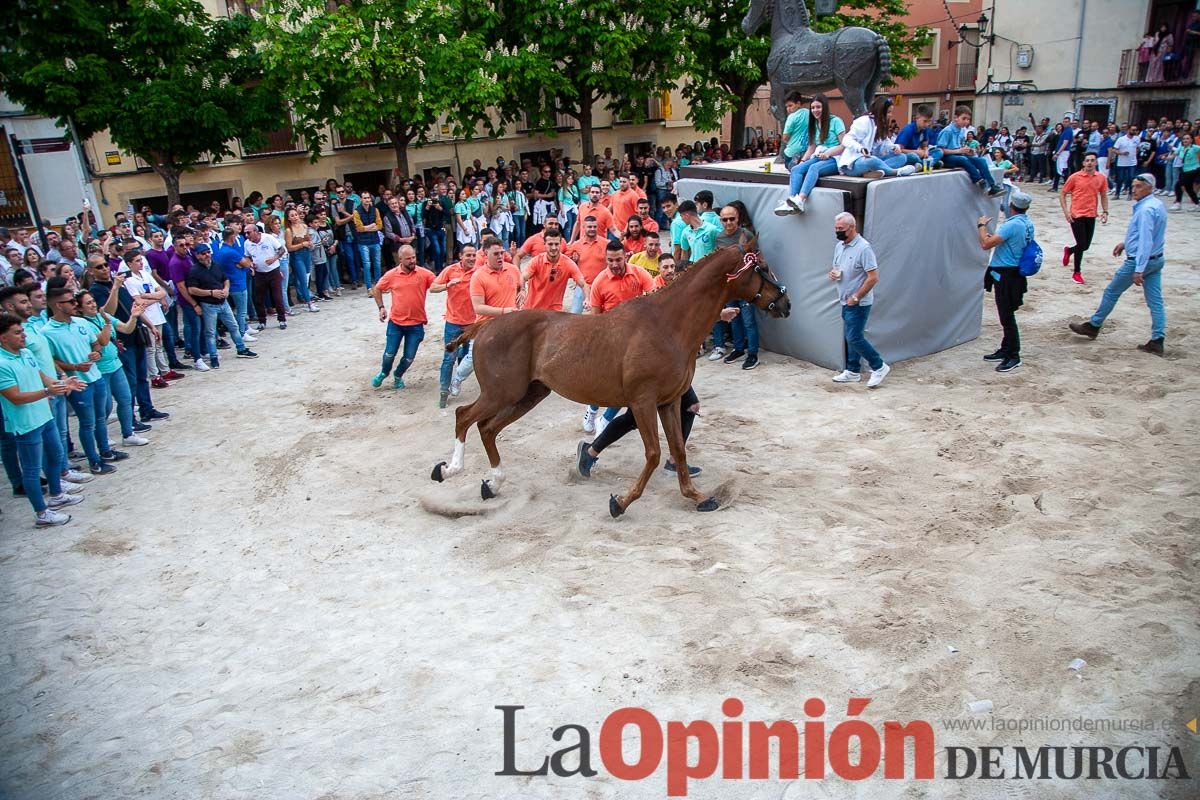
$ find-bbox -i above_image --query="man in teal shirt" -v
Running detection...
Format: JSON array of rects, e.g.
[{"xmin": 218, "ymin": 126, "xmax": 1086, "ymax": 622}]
[
  {"xmin": 677, "ymin": 200, "xmax": 721, "ymax": 267},
  {"xmin": 0, "ymin": 310, "xmax": 85, "ymax": 525},
  {"xmin": 38, "ymin": 287, "xmax": 123, "ymax": 474}
]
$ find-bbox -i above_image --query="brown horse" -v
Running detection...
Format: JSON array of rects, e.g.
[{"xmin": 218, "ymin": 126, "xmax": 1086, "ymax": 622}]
[{"xmin": 430, "ymin": 247, "xmax": 790, "ymax": 516}]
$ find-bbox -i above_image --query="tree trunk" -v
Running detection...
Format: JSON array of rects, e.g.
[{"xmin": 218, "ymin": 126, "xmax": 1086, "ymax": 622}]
[
  {"xmin": 391, "ymin": 134, "xmax": 411, "ymax": 179},
  {"xmin": 149, "ymin": 156, "xmax": 182, "ymax": 210},
  {"xmin": 577, "ymin": 87, "xmax": 595, "ymax": 165},
  {"xmin": 729, "ymin": 85, "xmax": 757, "ymax": 151}
]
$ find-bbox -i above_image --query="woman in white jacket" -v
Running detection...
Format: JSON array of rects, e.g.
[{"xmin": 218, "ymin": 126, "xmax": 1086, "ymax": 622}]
[{"xmin": 837, "ymin": 96, "xmax": 919, "ymax": 179}]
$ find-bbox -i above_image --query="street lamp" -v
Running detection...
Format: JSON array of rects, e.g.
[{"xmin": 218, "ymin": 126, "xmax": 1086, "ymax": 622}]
[{"xmin": 956, "ymin": 13, "xmax": 993, "ymax": 48}]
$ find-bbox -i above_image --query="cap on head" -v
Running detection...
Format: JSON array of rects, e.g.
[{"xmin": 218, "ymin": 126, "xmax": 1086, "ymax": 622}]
[
  {"xmin": 1008, "ymin": 191, "xmax": 1032, "ymax": 211},
  {"xmin": 1133, "ymin": 173, "xmax": 1157, "ymax": 190},
  {"xmin": 193, "ymin": 243, "xmax": 212, "ymax": 254}
]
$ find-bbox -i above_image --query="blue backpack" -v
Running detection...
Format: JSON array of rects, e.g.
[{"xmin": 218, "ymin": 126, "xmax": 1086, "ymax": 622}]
[{"xmin": 1017, "ymin": 217, "xmax": 1042, "ymax": 277}]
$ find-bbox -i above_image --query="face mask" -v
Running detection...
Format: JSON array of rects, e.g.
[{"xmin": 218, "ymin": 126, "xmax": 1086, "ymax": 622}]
[{"xmin": 835, "ymin": 230, "xmax": 848, "ymax": 241}]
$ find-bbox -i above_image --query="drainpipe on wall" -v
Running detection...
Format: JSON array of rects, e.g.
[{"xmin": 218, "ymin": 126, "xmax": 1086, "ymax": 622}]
[{"xmin": 1070, "ymin": 0, "xmax": 1089, "ymax": 119}]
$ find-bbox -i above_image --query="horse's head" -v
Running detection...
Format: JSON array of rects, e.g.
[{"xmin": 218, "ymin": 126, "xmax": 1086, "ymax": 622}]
[
  {"xmin": 743, "ymin": 0, "xmax": 772, "ymax": 35},
  {"xmin": 727, "ymin": 251, "xmax": 790, "ymax": 318}
]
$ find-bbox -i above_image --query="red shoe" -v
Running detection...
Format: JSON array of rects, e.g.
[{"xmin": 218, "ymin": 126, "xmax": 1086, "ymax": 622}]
[
  {"xmin": 1072, "ymin": 272, "xmax": 1085, "ymax": 284},
  {"xmin": 163, "ymin": 370, "xmax": 185, "ymax": 381},
  {"xmin": 1062, "ymin": 246, "xmax": 1071, "ymax": 267},
  {"xmin": 151, "ymin": 377, "xmax": 169, "ymax": 389}
]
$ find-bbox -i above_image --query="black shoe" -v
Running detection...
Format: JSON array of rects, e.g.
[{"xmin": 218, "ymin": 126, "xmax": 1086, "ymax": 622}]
[
  {"xmin": 983, "ymin": 349, "xmax": 1006, "ymax": 362},
  {"xmin": 996, "ymin": 357, "xmax": 1022, "ymax": 373},
  {"xmin": 89, "ymin": 461, "xmax": 117, "ymax": 475},
  {"xmin": 575, "ymin": 440, "xmax": 597, "ymax": 479},
  {"xmin": 1137, "ymin": 338, "xmax": 1164, "ymax": 356},
  {"xmin": 664, "ymin": 461, "xmax": 703, "ymax": 476},
  {"xmin": 170, "ymin": 362, "xmax": 194, "ymax": 371},
  {"xmin": 723, "ymin": 349, "xmax": 746, "ymax": 364},
  {"xmin": 236, "ymin": 349, "xmax": 259, "ymax": 359},
  {"xmin": 987, "ymin": 185, "xmax": 1004, "ymax": 197},
  {"xmin": 1069, "ymin": 320, "xmax": 1100, "ymax": 339},
  {"xmin": 132, "ymin": 421, "xmax": 152, "ymax": 433},
  {"xmin": 67, "ymin": 449, "xmax": 85, "ymax": 461},
  {"xmin": 216, "ymin": 338, "xmax": 231, "ymax": 350},
  {"xmin": 742, "ymin": 353, "xmax": 759, "ymax": 370},
  {"xmin": 143, "ymin": 410, "xmax": 170, "ymax": 421},
  {"xmin": 211, "ymin": 358, "xmax": 220, "ymax": 369},
  {"xmin": 101, "ymin": 449, "xmax": 130, "ymax": 462}
]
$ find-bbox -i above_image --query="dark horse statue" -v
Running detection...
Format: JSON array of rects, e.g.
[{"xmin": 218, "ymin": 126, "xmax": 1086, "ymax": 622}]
[{"xmin": 744, "ymin": 0, "xmax": 891, "ymax": 129}]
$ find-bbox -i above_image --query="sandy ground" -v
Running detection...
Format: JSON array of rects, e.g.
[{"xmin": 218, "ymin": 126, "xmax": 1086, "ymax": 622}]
[{"xmin": 0, "ymin": 190, "xmax": 1197, "ymax": 800}]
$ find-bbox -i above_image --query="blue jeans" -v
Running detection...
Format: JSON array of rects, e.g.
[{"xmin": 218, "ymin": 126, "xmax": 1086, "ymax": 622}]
[
  {"xmin": 842, "ymin": 303, "xmax": 883, "ymax": 373},
  {"xmin": 119, "ymin": 341, "xmax": 154, "ymax": 419},
  {"xmin": 290, "ymin": 247, "xmax": 313, "ymax": 303},
  {"xmin": 66, "ymin": 380, "xmax": 110, "ymax": 468},
  {"xmin": 180, "ymin": 300, "xmax": 203, "ymax": 360},
  {"xmin": 341, "ymin": 238, "xmax": 359, "ymax": 284},
  {"xmin": 51, "ymin": 394, "xmax": 68, "ymax": 462},
  {"xmin": 513, "ymin": 216, "xmax": 527, "ymax": 248},
  {"xmin": 202, "ymin": 301, "xmax": 246, "ymax": 359},
  {"xmin": 163, "ymin": 301, "xmax": 185, "ymax": 367},
  {"xmin": 101, "ymin": 368, "xmax": 135, "ymax": 439},
  {"xmin": 1113, "ymin": 166, "xmax": 1135, "ymax": 198},
  {"xmin": 1090, "ymin": 256, "xmax": 1166, "ymax": 340},
  {"xmin": 0, "ymin": 411, "xmax": 21, "ymax": 491},
  {"xmin": 358, "ymin": 243, "xmax": 382, "ymax": 288},
  {"xmin": 943, "ymin": 153, "xmax": 995, "ymax": 186},
  {"xmin": 15, "ymin": 420, "xmax": 64, "ymax": 513},
  {"xmin": 789, "ymin": 157, "xmax": 839, "ymax": 197},
  {"xmin": 229, "ymin": 289, "xmax": 249, "ymax": 335},
  {"xmin": 842, "ymin": 156, "xmax": 900, "ymax": 177},
  {"xmin": 426, "ymin": 227, "xmax": 446, "ymax": 273},
  {"xmin": 439, "ymin": 322, "xmax": 469, "ymax": 390},
  {"xmin": 730, "ymin": 300, "xmax": 759, "ymax": 354},
  {"xmin": 570, "ymin": 285, "xmax": 585, "ymax": 314},
  {"xmin": 1163, "ymin": 163, "xmax": 1179, "ymax": 195},
  {"xmin": 279, "ymin": 255, "xmax": 291, "ymax": 312},
  {"xmin": 381, "ymin": 322, "xmax": 424, "ymax": 379},
  {"xmin": 562, "ymin": 207, "xmax": 578, "ymax": 241}
]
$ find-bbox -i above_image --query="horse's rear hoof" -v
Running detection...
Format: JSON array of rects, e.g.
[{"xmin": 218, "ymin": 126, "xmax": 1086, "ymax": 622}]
[
  {"xmin": 697, "ymin": 497, "xmax": 720, "ymax": 512},
  {"xmin": 481, "ymin": 480, "xmax": 496, "ymax": 500},
  {"xmin": 609, "ymin": 495, "xmax": 625, "ymax": 518},
  {"xmin": 431, "ymin": 461, "xmax": 446, "ymax": 482}
]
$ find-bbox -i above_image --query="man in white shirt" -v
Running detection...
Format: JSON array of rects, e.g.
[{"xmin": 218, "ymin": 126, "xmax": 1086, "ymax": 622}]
[
  {"xmin": 1112, "ymin": 125, "xmax": 1141, "ymax": 200},
  {"xmin": 244, "ymin": 225, "xmax": 288, "ymax": 330},
  {"xmin": 122, "ymin": 253, "xmax": 172, "ymax": 386}
]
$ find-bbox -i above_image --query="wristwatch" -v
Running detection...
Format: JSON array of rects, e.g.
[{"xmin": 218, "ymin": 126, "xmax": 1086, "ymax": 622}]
[{"xmin": 977, "ymin": 223, "xmax": 987, "ymax": 228}]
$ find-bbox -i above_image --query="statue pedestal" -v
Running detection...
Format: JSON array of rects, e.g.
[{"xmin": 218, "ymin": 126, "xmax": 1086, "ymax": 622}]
[{"xmin": 676, "ymin": 159, "xmax": 1003, "ymax": 370}]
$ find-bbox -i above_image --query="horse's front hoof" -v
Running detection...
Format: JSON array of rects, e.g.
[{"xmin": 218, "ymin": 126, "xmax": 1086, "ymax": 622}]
[
  {"xmin": 697, "ymin": 497, "xmax": 720, "ymax": 512},
  {"xmin": 481, "ymin": 480, "xmax": 497, "ymax": 500},
  {"xmin": 431, "ymin": 461, "xmax": 446, "ymax": 482},
  {"xmin": 609, "ymin": 495, "xmax": 625, "ymax": 518}
]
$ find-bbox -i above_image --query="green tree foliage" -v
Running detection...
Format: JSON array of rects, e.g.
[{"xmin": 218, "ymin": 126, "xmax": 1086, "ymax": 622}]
[
  {"xmin": 0, "ymin": 0, "xmax": 285, "ymax": 208},
  {"xmin": 497, "ymin": 0, "xmax": 686, "ymax": 162},
  {"xmin": 680, "ymin": 0, "xmax": 931, "ymax": 146},
  {"xmin": 258, "ymin": 0, "xmax": 548, "ymax": 177}
]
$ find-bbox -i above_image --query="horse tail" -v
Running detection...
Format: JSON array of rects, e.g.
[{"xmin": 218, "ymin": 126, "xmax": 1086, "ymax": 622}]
[
  {"xmin": 870, "ymin": 34, "xmax": 891, "ymax": 98},
  {"xmin": 446, "ymin": 322, "xmax": 484, "ymax": 352}
]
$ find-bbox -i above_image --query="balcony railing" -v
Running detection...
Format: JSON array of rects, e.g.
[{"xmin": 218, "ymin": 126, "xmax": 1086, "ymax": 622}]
[
  {"xmin": 1118, "ymin": 48, "xmax": 1197, "ymax": 87},
  {"xmin": 955, "ymin": 62, "xmax": 978, "ymax": 89},
  {"xmin": 517, "ymin": 111, "xmax": 575, "ymax": 132},
  {"xmin": 612, "ymin": 95, "xmax": 664, "ymax": 124},
  {"xmin": 240, "ymin": 124, "xmax": 304, "ymax": 158},
  {"xmin": 333, "ymin": 129, "xmax": 383, "ymax": 149}
]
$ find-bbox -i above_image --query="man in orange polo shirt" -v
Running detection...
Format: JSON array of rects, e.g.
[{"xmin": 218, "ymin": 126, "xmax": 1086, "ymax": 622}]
[
  {"xmin": 451, "ymin": 237, "xmax": 523, "ymax": 395},
  {"xmin": 569, "ymin": 215, "xmax": 609, "ymax": 313},
  {"xmin": 622, "ymin": 215, "xmax": 649, "ymax": 255},
  {"xmin": 651, "ymin": 253, "xmax": 677, "ymax": 289},
  {"xmin": 522, "ymin": 230, "xmax": 586, "ymax": 312},
  {"xmin": 610, "ymin": 173, "xmax": 641, "ymax": 233},
  {"xmin": 1059, "ymin": 152, "xmax": 1110, "ymax": 284},
  {"xmin": 636, "ymin": 197, "xmax": 659, "ymax": 235},
  {"xmin": 430, "ymin": 243, "xmax": 476, "ymax": 407},
  {"xmin": 517, "ymin": 216, "xmax": 566, "ymax": 261},
  {"xmin": 570, "ymin": 185, "xmax": 620, "ymax": 244},
  {"xmin": 369, "ymin": 244, "xmax": 435, "ymax": 390}
]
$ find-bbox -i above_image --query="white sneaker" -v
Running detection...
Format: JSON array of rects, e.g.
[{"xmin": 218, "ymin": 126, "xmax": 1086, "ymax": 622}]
[
  {"xmin": 708, "ymin": 347, "xmax": 726, "ymax": 361},
  {"xmin": 787, "ymin": 193, "xmax": 806, "ymax": 213},
  {"xmin": 35, "ymin": 509, "xmax": 71, "ymax": 527},
  {"xmin": 122, "ymin": 435, "xmax": 150, "ymax": 446},
  {"xmin": 832, "ymin": 370, "xmax": 861, "ymax": 383},
  {"xmin": 241, "ymin": 331, "xmax": 257, "ymax": 342},
  {"xmin": 896, "ymin": 165, "xmax": 918, "ymax": 177},
  {"xmin": 194, "ymin": 359, "xmax": 210, "ymax": 372},
  {"xmin": 582, "ymin": 408, "xmax": 597, "ymax": 433},
  {"xmin": 773, "ymin": 199, "xmax": 795, "ymax": 216},
  {"xmin": 60, "ymin": 480, "xmax": 85, "ymax": 493},
  {"xmin": 1169, "ymin": 202, "xmax": 1182, "ymax": 211},
  {"xmin": 63, "ymin": 469, "xmax": 93, "ymax": 483},
  {"xmin": 449, "ymin": 375, "xmax": 462, "ymax": 397},
  {"xmin": 868, "ymin": 363, "xmax": 891, "ymax": 388},
  {"xmin": 594, "ymin": 414, "xmax": 609, "ymax": 440},
  {"xmin": 47, "ymin": 492, "xmax": 84, "ymax": 509},
  {"xmin": 307, "ymin": 302, "xmax": 320, "ymax": 312}
]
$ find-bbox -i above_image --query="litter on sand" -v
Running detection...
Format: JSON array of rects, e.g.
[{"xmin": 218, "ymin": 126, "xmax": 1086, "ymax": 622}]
[
  {"xmin": 1068, "ymin": 658, "xmax": 1087, "ymax": 671},
  {"xmin": 967, "ymin": 699, "xmax": 994, "ymax": 713}
]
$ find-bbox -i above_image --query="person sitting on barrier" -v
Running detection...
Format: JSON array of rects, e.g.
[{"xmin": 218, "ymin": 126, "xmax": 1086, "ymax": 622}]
[
  {"xmin": 894, "ymin": 105, "xmax": 942, "ymax": 168},
  {"xmin": 836, "ymin": 96, "xmax": 920, "ymax": 181},
  {"xmin": 938, "ymin": 106, "xmax": 1005, "ymax": 196},
  {"xmin": 775, "ymin": 93, "xmax": 847, "ymax": 215}
]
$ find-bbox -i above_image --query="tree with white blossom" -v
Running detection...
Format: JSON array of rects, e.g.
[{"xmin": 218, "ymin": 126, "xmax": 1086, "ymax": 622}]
[{"xmin": 0, "ymin": 0, "xmax": 285, "ymax": 208}]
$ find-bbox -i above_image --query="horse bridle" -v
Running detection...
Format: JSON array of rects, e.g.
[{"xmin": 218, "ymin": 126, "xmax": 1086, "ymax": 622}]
[{"xmin": 727, "ymin": 251, "xmax": 788, "ymax": 312}]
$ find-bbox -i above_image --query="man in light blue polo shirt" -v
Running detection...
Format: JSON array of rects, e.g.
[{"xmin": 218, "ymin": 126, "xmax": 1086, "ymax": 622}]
[
  {"xmin": 0, "ymin": 311, "xmax": 85, "ymax": 526},
  {"xmin": 938, "ymin": 106, "xmax": 1003, "ymax": 196},
  {"xmin": 677, "ymin": 200, "xmax": 721, "ymax": 267},
  {"xmin": 977, "ymin": 190, "xmax": 1035, "ymax": 373},
  {"xmin": 1070, "ymin": 173, "xmax": 1168, "ymax": 355}
]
